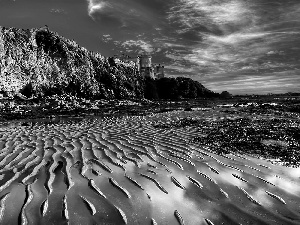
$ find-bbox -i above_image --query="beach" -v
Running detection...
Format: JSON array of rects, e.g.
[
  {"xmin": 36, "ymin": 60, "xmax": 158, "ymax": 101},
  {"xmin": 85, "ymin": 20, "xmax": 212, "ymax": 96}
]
[{"xmin": 0, "ymin": 111, "xmax": 300, "ymax": 224}]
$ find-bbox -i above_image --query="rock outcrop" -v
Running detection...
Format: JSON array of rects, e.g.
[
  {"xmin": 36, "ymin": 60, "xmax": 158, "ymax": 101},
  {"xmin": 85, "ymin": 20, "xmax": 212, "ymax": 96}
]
[
  {"xmin": 0, "ymin": 26, "xmax": 144, "ymax": 99},
  {"xmin": 0, "ymin": 26, "xmax": 216, "ymax": 100}
]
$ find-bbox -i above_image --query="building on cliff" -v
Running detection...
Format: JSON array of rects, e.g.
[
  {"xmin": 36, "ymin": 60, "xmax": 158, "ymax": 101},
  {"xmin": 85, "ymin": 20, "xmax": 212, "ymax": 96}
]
[{"xmin": 117, "ymin": 54, "xmax": 165, "ymax": 79}]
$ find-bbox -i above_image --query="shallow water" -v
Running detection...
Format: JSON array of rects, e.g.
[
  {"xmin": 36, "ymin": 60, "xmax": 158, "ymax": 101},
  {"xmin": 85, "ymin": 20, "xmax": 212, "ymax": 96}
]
[{"xmin": 0, "ymin": 113, "xmax": 299, "ymax": 224}]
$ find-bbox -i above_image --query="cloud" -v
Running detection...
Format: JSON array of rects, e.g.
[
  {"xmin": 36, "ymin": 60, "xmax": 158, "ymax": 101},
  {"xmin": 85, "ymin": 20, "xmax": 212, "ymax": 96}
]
[
  {"xmin": 87, "ymin": 0, "xmax": 108, "ymax": 18},
  {"xmin": 101, "ymin": 34, "xmax": 112, "ymax": 43},
  {"xmin": 203, "ymin": 71, "xmax": 300, "ymax": 94},
  {"xmin": 85, "ymin": 0, "xmax": 164, "ymax": 30},
  {"xmin": 167, "ymin": 0, "xmax": 257, "ymax": 34},
  {"xmin": 206, "ymin": 32, "xmax": 268, "ymax": 45},
  {"xmin": 50, "ymin": 9, "xmax": 66, "ymax": 14},
  {"xmin": 164, "ymin": 0, "xmax": 300, "ymax": 78},
  {"xmin": 165, "ymin": 64, "xmax": 195, "ymax": 74},
  {"xmin": 121, "ymin": 40, "xmax": 153, "ymax": 53},
  {"xmin": 166, "ymin": 0, "xmax": 263, "ymax": 69}
]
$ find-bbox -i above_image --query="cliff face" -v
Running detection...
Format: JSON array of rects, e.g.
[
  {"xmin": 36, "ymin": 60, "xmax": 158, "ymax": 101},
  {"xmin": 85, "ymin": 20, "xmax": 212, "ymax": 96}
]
[
  {"xmin": 0, "ymin": 26, "xmax": 216, "ymax": 100},
  {"xmin": 0, "ymin": 26, "xmax": 144, "ymax": 99}
]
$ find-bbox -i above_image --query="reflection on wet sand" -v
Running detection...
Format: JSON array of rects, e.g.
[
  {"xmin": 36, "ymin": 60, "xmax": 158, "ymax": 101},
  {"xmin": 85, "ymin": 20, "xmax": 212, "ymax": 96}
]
[{"xmin": 0, "ymin": 112, "xmax": 300, "ymax": 224}]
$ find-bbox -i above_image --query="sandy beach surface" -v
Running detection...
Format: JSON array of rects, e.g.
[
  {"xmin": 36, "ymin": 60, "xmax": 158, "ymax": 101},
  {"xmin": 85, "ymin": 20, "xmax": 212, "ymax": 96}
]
[{"xmin": 0, "ymin": 111, "xmax": 300, "ymax": 225}]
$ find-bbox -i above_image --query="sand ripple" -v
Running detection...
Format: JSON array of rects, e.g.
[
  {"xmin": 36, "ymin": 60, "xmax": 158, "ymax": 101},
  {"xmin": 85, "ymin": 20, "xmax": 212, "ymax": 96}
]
[{"xmin": 0, "ymin": 114, "xmax": 300, "ymax": 224}]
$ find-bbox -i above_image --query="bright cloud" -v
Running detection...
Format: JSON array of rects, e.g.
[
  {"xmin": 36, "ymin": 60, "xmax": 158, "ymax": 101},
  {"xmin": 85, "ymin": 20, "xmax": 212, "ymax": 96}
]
[
  {"xmin": 50, "ymin": 9, "xmax": 66, "ymax": 14},
  {"xmin": 168, "ymin": 0, "xmax": 257, "ymax": 33},
  {"xmin": 86, "ymin": 0, "xmax": 107, "ymax": 18},
  {"xmin": 122, "ymin": 40, "xmax": 154, "ymax": 53},
  {"xmin": 206, "ymin": 32, "xmax": 268, "ymax": 45},
  {"xmin": 102, "ymin": 34, "xmax": 112, "ymax": 43}
]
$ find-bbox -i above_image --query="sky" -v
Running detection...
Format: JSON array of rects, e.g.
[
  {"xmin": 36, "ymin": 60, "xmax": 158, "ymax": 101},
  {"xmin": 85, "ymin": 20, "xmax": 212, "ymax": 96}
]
[{"xmin": 0, "ymin": 0, "xmax": 300, "ymax": 94}]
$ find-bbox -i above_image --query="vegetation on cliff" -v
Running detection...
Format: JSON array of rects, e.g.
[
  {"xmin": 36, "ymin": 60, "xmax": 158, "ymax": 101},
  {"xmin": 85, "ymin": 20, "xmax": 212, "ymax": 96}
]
[
  {"xmin": 144, "ymin": 77, "xmax": 218, "ymax": 100},
  {"xmin": 0, "ymin": 26, "xmax": 216, "ymax": 100},
  {"xmin": 0, "ymin": 26, "xmax": 144, "ymax": 99}
]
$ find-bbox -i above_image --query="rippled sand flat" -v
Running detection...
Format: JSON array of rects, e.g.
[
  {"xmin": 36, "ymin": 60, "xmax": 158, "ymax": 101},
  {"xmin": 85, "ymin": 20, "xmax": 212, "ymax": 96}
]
[{"xmin": 0, "ymin": 112, "xmax": 300, "ymax": 225}]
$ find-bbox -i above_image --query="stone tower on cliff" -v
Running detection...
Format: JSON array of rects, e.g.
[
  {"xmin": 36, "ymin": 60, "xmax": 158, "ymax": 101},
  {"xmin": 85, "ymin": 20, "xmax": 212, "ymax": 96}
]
[
  {"xmin": 118, "ymin": 53, "xmax": 165, "ymax": 79},
  {"xmin": 138, "ymin": 54, "xmax": 154, "ymax": 78}
]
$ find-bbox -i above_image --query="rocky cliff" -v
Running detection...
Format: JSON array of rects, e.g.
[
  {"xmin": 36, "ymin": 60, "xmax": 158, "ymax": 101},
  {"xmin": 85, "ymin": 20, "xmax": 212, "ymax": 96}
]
[
  {"xmin": 0, "ymin": 26, "xmax": 144, "ymax": 99},
  {"xmin": 0, "ymin": 26, "xmax": 215, "ymax": 100}
]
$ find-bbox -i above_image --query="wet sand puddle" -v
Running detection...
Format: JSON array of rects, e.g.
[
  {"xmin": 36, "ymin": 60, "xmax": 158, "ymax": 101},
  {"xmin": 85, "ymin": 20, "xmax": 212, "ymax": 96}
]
[{"xmin": 0, "ymin": 112, "xmax": 300, "ymax": 225}]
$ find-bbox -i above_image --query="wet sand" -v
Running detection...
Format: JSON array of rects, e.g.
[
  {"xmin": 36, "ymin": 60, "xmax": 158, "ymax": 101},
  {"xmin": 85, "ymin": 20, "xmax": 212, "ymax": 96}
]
[{"xmin": 0, "ymin": 111, "xmax": 300, "ymax": 225}]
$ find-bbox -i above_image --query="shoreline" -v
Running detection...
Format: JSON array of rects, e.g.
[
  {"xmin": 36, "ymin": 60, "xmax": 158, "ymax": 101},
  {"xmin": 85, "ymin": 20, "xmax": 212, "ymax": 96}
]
[
  {"xmin": 1, "ymin": 95, "xmax": 299, "ymax": 122},
  {"xmin": 1, "ymin": 100, "xmax": 299, "ymax": 168}
]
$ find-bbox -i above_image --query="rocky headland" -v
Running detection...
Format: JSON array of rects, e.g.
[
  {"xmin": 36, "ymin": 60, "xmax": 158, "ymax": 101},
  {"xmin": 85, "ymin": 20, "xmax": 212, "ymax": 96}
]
[
  {"xmin": 0, "ymin": 26, "xmax": 218, "ymax": 120},
  {"xmin": 0, "ymin": 26, "xmax": 146, "ymax": 99},
  {"xmin": 0, "ymin": 26, "xmax": 216, "ymax": 100}
]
